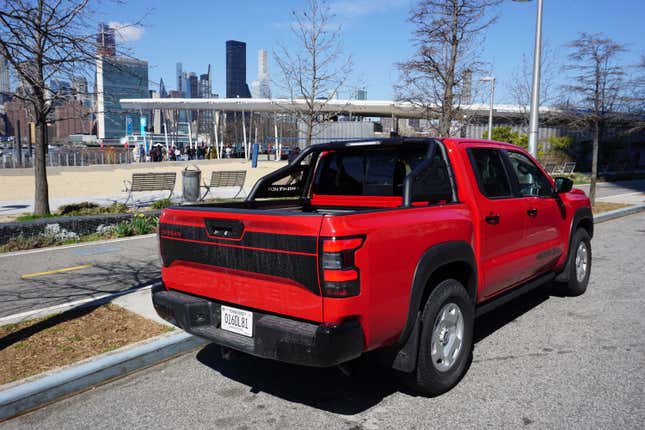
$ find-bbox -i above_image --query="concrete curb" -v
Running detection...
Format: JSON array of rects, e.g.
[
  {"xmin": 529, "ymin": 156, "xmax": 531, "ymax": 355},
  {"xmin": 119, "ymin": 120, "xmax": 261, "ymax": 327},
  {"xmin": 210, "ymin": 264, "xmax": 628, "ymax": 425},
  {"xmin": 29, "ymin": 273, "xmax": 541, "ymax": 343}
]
[
  {"xmin": 593, "ymin": 204, "xmax": 645, "ymax": 223},
  {"xmin": 0, "ymin": 330, "xmax": 207, "ymax": 421}
]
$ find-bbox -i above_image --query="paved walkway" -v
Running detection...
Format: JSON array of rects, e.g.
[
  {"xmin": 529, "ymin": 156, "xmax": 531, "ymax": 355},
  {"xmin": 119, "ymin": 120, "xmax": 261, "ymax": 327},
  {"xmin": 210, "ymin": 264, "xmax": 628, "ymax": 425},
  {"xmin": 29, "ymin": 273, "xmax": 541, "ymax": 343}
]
[{"xmin": 0, "ymin": 186, "xmax": 251, "ymax": 216}]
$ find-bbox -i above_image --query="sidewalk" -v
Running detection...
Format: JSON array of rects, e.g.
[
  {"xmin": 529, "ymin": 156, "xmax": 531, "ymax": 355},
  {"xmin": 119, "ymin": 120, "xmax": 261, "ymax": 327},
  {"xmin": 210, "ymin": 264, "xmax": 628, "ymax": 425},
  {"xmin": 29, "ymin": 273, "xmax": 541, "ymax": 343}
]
[
  {"xmin": 0, "ymin": 186, "xmax": 252, "ymax": 217},
  {"xmin": 0, "ymin": 159, "xmax": 285, "ymax": 203}
]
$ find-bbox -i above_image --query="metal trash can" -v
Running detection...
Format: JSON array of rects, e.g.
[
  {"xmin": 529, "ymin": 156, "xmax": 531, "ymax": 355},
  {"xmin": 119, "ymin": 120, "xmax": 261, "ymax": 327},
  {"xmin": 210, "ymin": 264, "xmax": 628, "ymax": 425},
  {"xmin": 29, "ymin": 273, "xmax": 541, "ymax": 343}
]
[{"xmin": 182, "ymin": 165, "xmax": 201, "ymax": 203}]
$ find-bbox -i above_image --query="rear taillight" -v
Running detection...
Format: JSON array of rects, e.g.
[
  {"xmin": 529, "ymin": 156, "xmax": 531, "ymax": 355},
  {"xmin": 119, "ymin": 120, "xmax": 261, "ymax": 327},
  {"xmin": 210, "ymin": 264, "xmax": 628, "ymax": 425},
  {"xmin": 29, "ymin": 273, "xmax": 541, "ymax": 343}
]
[{"xmin": 320, "ymin": 236, "xmax": 364, "ymax": 297}]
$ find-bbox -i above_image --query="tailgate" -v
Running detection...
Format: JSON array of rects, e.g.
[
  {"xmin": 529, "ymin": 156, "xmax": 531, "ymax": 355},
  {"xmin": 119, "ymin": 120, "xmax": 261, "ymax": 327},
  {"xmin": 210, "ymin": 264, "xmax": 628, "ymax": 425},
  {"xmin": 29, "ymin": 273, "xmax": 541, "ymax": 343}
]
[{"xmin": 159, "ymin": 207, "xmax": 324, "ymax": 322}]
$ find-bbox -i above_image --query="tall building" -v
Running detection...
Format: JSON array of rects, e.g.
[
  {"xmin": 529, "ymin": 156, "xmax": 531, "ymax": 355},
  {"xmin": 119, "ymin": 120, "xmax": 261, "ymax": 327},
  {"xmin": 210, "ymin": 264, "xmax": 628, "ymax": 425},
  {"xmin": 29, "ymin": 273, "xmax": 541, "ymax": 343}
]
[
  {"xmin": 95, "ymin": 23, "xmax": 148, "ymax": 140},
  {"xmin": 251, "ymin": 49, "xmax": 271, "ymax": 99},
  {"xmin": 199, "ymin": 74, "xmax": 210, "ymax": 98},
  {"xmin": 159, "ymin": 78, "xmax": 168, "ymax": 98},
  {"xmin": 188, "ymin": 72, "xmax": 198, "ymax": 98},
  {"xmin": 226, "ymin": 40, "xmax": 251, "ymax": 98},
  {"xmin": 176, "ymin": 62, "xmax": 183, "ymax": 95},
  {"xmin": 96, "ymin": 55, "xmax": 148, "ymax": 139},
  {"xmin": 0, "ymin": 56, "xmax": 10, "ymax": 103},
  {"xmin": 97, "ymin": 23, "xmax": 116, "ymax": 56}
]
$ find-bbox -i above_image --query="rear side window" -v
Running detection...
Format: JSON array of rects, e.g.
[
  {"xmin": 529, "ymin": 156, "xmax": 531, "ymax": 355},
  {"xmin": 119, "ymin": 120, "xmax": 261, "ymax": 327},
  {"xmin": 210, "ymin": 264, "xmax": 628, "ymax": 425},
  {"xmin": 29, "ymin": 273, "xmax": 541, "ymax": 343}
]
[
  {"xmin": 312, "ymin": 147, "xmax": 427, "ymax": 196},
  {"xmin": 468, "ymin": 148, "xmax": 512, "ymax": 198}
]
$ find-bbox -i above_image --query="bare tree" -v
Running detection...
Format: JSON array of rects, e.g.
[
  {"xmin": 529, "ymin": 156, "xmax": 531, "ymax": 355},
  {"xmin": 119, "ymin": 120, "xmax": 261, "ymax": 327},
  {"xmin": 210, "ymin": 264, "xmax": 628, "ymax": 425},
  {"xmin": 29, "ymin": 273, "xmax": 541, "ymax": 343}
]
[
  {"xmin": 508, "ymin": 41, "xmax": 559, "ymax": 137},
  {"xmin": 0, "ymin": 0, "xmax": 99, "ymax": 215},
  {"xmin": 395, "ymin": 0, "xmax": 501, "ymax": 136},
  {"xmin": 624, "ymin": 54, "xmax": 645, "ymax": 134},
  {"xmin": 274, "ymin": 0, "xmax": 353, "ymax": 147},
  {"xmin": 562, "ymin": 32, "xmax": 626, "ymax": 205}
]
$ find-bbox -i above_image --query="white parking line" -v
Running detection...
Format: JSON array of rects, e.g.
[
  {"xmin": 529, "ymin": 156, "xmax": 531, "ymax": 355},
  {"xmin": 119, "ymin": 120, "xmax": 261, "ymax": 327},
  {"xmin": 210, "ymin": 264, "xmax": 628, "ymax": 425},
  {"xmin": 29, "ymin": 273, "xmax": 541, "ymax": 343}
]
[{"xmin": 0, "ymin": 234, "xmax": 157, "ymax": 259}]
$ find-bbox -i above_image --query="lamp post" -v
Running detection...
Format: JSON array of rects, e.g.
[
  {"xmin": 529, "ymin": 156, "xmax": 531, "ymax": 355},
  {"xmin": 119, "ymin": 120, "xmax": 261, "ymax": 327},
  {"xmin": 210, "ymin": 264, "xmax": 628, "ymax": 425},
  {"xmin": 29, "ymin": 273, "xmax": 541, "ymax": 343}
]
[
  {"xmin": 514, "ymin": 0, "xmax": 543, "ymax": 157},
  {"xmin": 480, "ymin": 76, "xmax": 495, "ymax": 140}
]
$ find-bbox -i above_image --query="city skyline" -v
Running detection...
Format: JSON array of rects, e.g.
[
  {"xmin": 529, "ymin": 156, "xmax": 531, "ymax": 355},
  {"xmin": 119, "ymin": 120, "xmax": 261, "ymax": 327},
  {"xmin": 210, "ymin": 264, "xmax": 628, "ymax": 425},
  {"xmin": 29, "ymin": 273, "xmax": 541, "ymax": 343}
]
[{"xmin": 99, "ymin": 0, "xmax": 645, "ymax": 104}]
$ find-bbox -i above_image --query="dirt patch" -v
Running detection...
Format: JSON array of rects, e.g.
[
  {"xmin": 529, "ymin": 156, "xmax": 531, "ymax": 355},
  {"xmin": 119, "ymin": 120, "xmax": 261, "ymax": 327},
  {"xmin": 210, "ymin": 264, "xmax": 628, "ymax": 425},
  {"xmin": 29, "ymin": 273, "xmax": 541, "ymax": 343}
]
[
  {"xmin": 592, "ymin": 201, "xmax": 631, "ymax": 215},
  {"xmin": 0, "ymin": 304, "xmax": 173, "ymax": 385}
]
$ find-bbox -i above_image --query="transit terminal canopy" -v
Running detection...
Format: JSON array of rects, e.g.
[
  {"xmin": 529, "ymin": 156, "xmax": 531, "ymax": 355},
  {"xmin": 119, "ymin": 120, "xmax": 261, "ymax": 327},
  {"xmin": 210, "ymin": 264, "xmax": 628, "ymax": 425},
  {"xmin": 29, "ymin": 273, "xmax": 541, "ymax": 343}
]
[{"xmin": 119, "ymin": 97, "xmax": 560, "ymax": 119}]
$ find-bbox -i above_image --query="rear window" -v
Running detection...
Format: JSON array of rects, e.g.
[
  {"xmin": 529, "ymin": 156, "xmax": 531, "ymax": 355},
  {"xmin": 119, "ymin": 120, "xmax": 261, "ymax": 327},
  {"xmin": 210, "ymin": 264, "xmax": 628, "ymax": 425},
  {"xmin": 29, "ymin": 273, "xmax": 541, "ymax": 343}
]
[{"xmin": 312, "ymin": 146, "xmax": 436, "ymax": 197}]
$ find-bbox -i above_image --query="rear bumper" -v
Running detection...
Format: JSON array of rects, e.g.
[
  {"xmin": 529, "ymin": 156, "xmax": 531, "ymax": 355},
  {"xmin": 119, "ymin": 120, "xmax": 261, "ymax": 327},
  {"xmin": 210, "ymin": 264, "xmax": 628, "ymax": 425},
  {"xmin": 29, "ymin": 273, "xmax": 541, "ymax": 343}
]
[{"xmin": 152, "ymin": 286, "xmax": 364, "ymax": 367}]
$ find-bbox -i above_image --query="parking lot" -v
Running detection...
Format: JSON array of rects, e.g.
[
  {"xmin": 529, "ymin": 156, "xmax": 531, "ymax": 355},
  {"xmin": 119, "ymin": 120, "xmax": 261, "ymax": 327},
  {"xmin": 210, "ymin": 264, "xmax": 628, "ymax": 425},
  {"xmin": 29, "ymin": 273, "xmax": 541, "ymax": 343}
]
[{"xmin": 2, "ymin": 212, "xmax": 644, "ymax": 429}]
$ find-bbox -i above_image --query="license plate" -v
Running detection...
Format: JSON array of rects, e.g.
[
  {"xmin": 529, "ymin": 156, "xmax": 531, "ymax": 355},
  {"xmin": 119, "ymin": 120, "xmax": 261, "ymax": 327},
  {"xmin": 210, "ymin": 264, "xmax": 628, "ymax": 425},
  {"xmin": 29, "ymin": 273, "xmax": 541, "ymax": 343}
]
[{"xmin": 220, "ymin": 305, "xmax": 253, "ymax": 337}]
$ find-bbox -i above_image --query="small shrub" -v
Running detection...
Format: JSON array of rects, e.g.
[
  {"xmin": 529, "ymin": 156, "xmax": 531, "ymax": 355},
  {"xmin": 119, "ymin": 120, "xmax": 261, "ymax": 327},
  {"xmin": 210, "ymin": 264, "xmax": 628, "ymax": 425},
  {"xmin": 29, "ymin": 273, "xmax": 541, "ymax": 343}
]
[
  {"xmin": 58, "ymin": 202, "xmax": 99, "ymax": 215},
  {"xmin": 113, "ymin": 221, "xmax": 134, "ymax": 237},
  {"xmin": 56, "ymin": 202, "xmax": 129, "ymax": 217},
  {"xmin": 151, "ymin": 199, "xmax": 173, "ymax": 210},
  {"xmin": 0, "ymin": 234, "xmax": 61, "ymax": 252},
  {"xmin": 130, "ymin": 214, "xmax": 158, "ymax": 235}
]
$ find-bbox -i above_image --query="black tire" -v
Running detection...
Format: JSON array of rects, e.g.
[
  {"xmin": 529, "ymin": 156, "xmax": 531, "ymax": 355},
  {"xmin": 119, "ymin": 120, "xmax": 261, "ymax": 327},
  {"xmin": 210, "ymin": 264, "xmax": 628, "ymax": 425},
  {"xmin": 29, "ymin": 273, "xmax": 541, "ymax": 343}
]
[
  {"xmin": 411, "ymin": 279, "xmax": 474, "ymax": 396},
  {"xmin": 557, "ymin": 228, "xmax": 592, "ymax": 296}
]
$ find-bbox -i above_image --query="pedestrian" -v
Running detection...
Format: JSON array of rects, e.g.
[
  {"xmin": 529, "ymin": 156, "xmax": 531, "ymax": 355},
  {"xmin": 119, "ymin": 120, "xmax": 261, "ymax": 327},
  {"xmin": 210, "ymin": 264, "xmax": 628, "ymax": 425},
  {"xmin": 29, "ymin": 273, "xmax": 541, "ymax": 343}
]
[{"xmin": 288, "ymin": 146, "xmax": 301, "ymax": 164}]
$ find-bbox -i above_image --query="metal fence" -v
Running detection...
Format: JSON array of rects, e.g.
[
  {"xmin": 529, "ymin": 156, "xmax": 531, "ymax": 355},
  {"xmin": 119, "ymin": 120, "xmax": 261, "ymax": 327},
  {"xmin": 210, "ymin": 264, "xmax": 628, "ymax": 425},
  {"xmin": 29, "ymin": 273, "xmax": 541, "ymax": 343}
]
[{"xmin": 0, "ymin": 148, "xmax": 135, "ymax": 169}]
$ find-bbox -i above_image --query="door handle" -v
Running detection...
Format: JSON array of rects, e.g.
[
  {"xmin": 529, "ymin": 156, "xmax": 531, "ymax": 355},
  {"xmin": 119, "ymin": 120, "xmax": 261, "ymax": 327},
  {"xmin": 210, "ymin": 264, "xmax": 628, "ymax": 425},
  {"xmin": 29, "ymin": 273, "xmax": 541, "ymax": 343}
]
[
  {"xmin": 527, "ymin": 208, "xmax": 538, "ymax": 218},
  {"xmin": 485, "ymin": 214, "xmax": 500, "ymax": 225}
]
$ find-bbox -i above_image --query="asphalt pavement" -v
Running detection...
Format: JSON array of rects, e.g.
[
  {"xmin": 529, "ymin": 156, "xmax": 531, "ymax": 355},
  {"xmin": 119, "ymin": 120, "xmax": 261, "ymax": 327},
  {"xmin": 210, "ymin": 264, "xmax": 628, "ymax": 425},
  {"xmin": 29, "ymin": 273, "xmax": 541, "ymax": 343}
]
[
  {"xmin": 0, "ymin": 235, "xmax": 160, "ymax": 319},
  {"xmin": 2, "ymin": 212, "xmax": 643, "ymax": 429}
]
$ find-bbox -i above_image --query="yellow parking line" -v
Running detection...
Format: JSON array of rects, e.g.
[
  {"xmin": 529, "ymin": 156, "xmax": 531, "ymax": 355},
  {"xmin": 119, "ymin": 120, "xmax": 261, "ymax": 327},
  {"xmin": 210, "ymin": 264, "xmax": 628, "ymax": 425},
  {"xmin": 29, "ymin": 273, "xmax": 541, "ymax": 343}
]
[{"xmin": 21, "ymin": 264, "xmax": 94, "ymax": 279}]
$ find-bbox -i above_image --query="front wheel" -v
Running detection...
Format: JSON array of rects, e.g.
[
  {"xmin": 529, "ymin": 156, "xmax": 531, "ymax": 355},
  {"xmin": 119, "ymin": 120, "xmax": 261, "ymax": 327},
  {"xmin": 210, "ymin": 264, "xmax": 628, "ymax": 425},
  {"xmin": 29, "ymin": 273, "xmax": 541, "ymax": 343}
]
[
  {"xmin": 411, "ymin": 279, "xmax": 474, "ymax": 396},
  {"xmin": 557, "ymin": 229, "xmax": 592, "ymax": 296}
]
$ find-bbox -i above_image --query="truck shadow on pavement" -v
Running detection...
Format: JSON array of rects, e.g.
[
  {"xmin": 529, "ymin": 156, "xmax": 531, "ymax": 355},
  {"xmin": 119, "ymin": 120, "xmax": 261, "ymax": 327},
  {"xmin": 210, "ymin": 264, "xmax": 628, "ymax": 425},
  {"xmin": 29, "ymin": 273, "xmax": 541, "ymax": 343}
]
[{"xmin": 195, "ymin": 286, "xmax": 553, "ymax": 415}]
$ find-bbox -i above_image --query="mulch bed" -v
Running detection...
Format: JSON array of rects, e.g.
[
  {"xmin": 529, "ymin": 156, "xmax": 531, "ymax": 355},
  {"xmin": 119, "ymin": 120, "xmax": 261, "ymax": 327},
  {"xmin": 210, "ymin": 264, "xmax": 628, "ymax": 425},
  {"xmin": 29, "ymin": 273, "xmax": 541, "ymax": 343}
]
[{"xmin": 0, "ymin": 304, "xmax": 172, "ymax": 385}]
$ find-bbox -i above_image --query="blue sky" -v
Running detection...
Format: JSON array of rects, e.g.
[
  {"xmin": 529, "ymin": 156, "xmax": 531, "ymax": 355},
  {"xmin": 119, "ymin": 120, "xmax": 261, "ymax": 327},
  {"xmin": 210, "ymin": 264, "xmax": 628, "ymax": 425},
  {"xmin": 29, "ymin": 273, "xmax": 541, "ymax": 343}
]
[{"xmin": 99, "ymin": 0, "xmax": 645, "ymax": 104}]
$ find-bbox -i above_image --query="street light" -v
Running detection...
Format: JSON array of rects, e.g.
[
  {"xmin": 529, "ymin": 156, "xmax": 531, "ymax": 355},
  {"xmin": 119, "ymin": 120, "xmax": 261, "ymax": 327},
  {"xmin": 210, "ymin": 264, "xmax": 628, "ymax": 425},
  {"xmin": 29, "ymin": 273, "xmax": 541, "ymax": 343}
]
[
  {"xmin": 514, "ymin": 0, "xmax": 543, "ymax": 157},
  {"xmin": 480, "ymin": 76, "xmax": 495, "ymax": 140}
]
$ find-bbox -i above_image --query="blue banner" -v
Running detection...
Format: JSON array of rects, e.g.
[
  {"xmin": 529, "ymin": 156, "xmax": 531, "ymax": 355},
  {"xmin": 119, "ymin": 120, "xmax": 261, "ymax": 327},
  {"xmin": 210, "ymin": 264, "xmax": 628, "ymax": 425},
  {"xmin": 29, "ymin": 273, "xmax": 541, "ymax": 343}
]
[
  {"xmin": 126, "ymin": 116, "xmax": 133, "ymax": 135},
  {"xmin": 140, "ymin": 116, "xmax": 147, "ymax": 137}
]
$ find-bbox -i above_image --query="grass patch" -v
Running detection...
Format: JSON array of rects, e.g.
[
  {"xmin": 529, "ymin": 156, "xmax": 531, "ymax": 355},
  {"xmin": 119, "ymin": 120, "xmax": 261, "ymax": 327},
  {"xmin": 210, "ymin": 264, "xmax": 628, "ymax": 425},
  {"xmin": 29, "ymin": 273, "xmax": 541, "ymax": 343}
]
[
  {"xmin": 58, "ymin": 202, "xmax": 129, "ymax": 216},
  {"xmin": 592, "ymin": 201, "xmax": 631, "ymax": 215},
  {"xmin": 151, "ymin": 198, "xmax": 173, "ymax": 210},
  {"xmin": 0, "ymin": 304, "xmax": 173, "ymax": 385},
  {"xmin": 15, "ymin": 214, "xmax": 57, "ymax": 222}
]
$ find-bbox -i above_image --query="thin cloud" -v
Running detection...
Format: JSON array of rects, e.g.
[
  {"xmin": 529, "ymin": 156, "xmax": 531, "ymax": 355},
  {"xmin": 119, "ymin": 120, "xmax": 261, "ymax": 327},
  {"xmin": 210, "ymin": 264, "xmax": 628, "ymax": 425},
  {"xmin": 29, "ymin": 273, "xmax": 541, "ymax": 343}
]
[
  {"xmin": 109, "ymin": 21, "xmax": 145, "ymax": 43},
  {"xmin": 330, "ymin": 0, "xmax": 408, "ymax": 17}
]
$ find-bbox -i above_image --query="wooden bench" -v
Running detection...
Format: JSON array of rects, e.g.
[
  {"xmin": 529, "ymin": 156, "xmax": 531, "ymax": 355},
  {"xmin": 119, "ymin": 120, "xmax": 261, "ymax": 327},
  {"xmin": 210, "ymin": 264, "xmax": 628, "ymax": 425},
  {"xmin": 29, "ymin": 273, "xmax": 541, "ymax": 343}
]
[
  {"xmin": 201, "ymin": 170, "xmax": 247, "ymax": 200},
  {"xmin": 123, "ymin": 172, "xmax": 177, "ymax": 205}
]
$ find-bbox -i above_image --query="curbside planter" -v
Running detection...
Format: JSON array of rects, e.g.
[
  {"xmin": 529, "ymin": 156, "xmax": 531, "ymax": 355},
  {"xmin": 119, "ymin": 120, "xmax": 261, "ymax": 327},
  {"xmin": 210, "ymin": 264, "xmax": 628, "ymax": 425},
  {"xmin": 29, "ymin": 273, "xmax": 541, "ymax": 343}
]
[
  {"xmin": 0, "ymin": 331, "xmax": 207, "ymax": 421},
  {"xmin": 0, "ymin": 210, "xmax": 161, "ymax": 245}
]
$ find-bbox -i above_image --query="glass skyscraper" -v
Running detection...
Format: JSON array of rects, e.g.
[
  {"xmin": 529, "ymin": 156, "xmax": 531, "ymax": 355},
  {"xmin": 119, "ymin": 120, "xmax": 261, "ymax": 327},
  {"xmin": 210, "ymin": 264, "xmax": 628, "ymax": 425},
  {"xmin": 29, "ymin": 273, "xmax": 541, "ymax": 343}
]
[
  {"xmin": 226, "ymin": 40, "xmax": 251, "ymax": 98},
  {"xmin": 96, "ymin": 56, "xmax": 148, "ymax": 139}
]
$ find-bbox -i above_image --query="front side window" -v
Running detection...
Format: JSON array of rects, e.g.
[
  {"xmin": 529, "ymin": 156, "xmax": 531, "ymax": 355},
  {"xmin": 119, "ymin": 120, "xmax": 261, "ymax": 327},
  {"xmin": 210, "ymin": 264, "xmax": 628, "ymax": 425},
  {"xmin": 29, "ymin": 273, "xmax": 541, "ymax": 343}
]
[
  {"xmin": 469, "ymin": 148, "xmax": 512, "ymax": 198},
  {"xmin": 506, "ymin": 151, "xmax": 553, "ymax": 197}
]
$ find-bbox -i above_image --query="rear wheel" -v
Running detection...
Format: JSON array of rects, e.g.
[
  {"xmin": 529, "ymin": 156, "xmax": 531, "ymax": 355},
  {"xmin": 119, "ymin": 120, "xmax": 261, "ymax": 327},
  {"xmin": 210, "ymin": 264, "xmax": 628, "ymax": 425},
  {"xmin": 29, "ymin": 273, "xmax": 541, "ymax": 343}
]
[
  {"xmin": 412, "ymin": 279, "xmax": 474, "ymax": 396},
  {"xmin": 557, "ymin": 229, "xmax": 592, "ymax": 296}
]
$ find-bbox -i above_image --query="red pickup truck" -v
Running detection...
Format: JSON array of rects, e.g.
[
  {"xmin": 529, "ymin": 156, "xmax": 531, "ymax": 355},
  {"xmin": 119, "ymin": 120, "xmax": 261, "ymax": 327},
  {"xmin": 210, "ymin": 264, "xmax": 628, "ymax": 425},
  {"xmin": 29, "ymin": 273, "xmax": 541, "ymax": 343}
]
[{"xmin": 153, "ymin": 137, "xmax": 592, "ymax": 395}]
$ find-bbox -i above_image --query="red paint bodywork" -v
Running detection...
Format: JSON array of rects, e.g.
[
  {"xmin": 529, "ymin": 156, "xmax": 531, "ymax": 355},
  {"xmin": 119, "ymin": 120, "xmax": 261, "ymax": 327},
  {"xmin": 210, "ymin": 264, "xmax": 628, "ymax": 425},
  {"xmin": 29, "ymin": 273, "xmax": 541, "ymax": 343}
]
[{"xmin": 160, "ymin": 138, "xmax": 590, "ymax": 352}]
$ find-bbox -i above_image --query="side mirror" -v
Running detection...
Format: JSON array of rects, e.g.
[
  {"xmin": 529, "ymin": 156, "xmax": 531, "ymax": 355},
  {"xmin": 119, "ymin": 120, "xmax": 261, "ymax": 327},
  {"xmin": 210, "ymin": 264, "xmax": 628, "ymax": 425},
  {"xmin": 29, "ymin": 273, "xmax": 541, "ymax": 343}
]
[{"xmin": 554, "ymin": 176, "xmax": 573, "ymax": 193}]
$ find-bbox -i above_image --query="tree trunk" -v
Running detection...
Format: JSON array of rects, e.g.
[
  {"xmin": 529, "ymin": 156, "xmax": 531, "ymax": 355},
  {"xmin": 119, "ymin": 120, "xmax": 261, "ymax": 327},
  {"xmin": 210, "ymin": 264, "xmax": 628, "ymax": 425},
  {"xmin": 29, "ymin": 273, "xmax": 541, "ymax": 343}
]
[
  {"xmin": 305, "ymin": 121, "xmax": 313, "ymax": 148},
  {"xmin": 33, "ymin": 119, "xmax": 50, "ymax": 215},
  {"xmin": 589, "ymin": 120, "xmax": 600, "ymax": 206}
]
